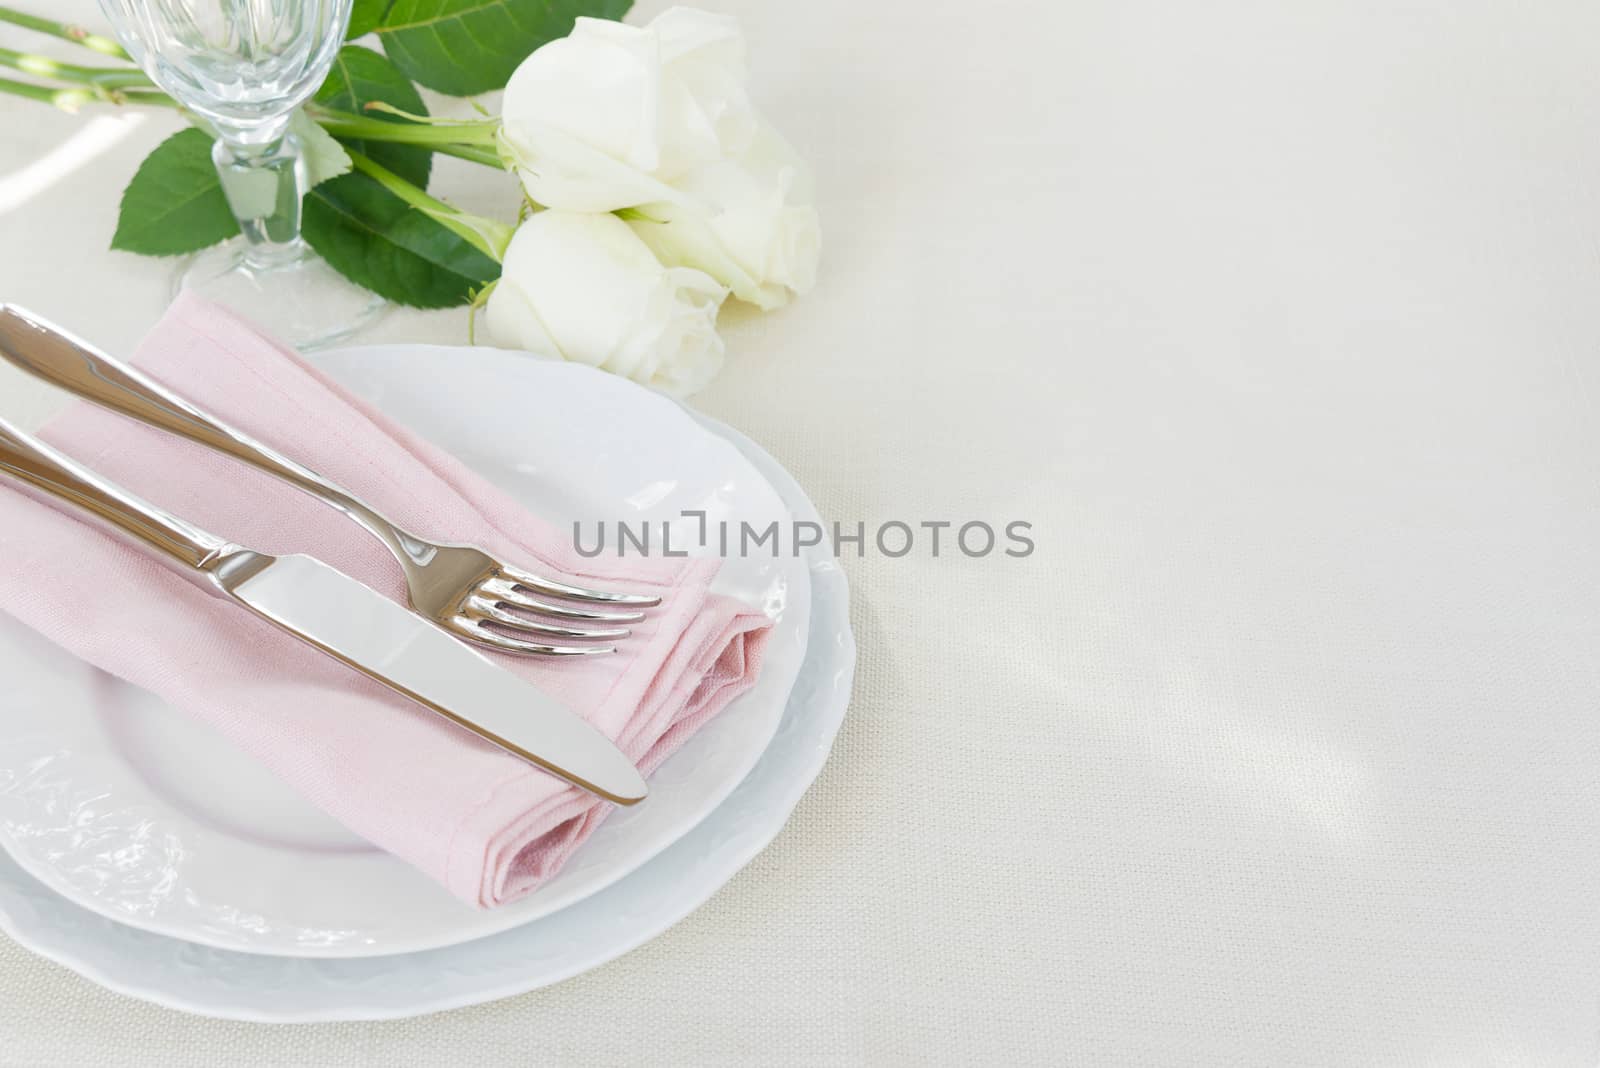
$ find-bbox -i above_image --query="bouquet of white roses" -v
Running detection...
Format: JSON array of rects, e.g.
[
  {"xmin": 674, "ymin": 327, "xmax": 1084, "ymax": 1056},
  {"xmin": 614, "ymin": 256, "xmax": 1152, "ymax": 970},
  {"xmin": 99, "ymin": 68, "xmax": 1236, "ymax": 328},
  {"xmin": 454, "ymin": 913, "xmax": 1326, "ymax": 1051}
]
[{"xmin": 0, "ymin": 3, "xmax": 819, "ymax": 396}]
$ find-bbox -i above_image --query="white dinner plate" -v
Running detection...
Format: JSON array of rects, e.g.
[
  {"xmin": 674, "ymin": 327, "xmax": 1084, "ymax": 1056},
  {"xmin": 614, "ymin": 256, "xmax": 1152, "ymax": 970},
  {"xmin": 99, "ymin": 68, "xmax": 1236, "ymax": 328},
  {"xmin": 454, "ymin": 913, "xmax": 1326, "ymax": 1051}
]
[
  {"xmin": 0, "ymin": 346, "xmax": 811, "ymax": 958},
  {"xmin": 0, "ymin": 405, "xmax": 853, "ymax": 1022}
]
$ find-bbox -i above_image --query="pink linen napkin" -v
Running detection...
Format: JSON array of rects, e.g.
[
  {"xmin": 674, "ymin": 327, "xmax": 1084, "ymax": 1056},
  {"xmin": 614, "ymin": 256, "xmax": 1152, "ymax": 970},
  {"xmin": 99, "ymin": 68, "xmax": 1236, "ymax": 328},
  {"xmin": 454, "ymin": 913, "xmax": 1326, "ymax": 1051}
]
[{"xmin": 0, "ymin": 293, "xmax": 772, "ymax": 908}]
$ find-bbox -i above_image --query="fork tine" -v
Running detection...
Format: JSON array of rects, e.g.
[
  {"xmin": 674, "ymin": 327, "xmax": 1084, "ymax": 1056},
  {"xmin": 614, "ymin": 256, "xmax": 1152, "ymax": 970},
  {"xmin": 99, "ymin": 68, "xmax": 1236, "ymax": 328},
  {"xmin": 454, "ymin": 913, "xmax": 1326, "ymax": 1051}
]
[
  {"xmin": 497, "ymin": 565, "xmax": 663, "ymax": 607},
  {"xmin": 465, "ymin": 596, "xmax": 630, "ymax": 642},
  {"xmin": 454, "ymin": 619, "xmax": 617, "ymax": 657},
  {"xmin": 479, "ymin": 577, "xmax": 647, "ymax": 623}
]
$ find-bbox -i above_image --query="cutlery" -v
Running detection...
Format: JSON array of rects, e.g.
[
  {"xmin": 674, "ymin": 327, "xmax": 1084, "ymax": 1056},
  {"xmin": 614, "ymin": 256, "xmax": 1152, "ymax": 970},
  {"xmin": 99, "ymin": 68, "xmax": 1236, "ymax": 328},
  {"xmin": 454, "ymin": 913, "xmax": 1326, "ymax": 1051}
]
[
  {"xmin": 0, "ymin": 412, "xmax": 648, "ymax": 806},
  {"xmin": 0, "ymin": 306, "xmax": 660, "ymax": 658}
]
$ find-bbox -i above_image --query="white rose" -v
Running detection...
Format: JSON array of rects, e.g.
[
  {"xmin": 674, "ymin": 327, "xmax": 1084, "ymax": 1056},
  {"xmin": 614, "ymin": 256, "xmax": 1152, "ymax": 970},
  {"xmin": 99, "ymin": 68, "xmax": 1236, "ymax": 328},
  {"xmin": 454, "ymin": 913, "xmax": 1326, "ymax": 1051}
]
[
  {"xmin": 626, "ymin": 121, "xmax": 821, "ymax": 310},
  {"xmin": 485, "ymin": 210, "xmax": 728, "ymax": 397},
  {"xmin": 497, "ymin": 6, "xmax": 821, "ymax": 309},
  {"xmin": 499, "ymin": 7, "xmax": 755, "ymax": 212}
]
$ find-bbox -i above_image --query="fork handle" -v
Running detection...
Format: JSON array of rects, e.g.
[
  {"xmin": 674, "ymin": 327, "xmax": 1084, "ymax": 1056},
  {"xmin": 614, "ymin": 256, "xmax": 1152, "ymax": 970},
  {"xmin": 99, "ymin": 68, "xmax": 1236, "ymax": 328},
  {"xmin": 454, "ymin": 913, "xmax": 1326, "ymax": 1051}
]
[
  {"xmin": 0, "ymin": 411, "xmax": 235, "ymax": 583},
  {"xmin": 0, "ymin": 305, "xmax": 414, "ymax": 563}
]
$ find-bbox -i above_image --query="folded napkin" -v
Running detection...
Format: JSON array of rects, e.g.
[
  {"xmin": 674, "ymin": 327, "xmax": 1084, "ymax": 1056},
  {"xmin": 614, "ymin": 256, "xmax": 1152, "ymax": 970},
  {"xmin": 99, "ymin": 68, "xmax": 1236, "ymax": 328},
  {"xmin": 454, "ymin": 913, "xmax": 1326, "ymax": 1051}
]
[{"xmin": 0, "ymin": 293, "xmax": 772, "ymax": 908}]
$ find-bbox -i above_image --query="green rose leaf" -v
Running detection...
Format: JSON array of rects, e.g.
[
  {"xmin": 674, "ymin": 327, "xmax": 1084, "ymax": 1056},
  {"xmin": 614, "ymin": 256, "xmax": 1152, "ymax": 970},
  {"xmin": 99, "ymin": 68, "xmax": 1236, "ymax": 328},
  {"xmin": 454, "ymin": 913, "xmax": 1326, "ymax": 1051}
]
[
  {"xmin": 376, "ymin": 0, "xmax": 631, "ymax": 97},
  {"xmin": 314, "ymin": 44, "xmax": 430, "ymax": 187},
  {"xmin": 303, "ymin": 173, "xmax": 500, "ymax": 308},
  {"xmin": 305, "ymin": 43, "xmax": 486, "ymax": 308},
  {"xmin": 346, "ymin": 0, "xmax": 393, "ymax": 38},
  {"xmin": 291, "ymin": 111, "xmax": 352, "ymax": 187},
  {"xmin": 111, "ymin": 127, "xmax": 239, "ymax": 256}
]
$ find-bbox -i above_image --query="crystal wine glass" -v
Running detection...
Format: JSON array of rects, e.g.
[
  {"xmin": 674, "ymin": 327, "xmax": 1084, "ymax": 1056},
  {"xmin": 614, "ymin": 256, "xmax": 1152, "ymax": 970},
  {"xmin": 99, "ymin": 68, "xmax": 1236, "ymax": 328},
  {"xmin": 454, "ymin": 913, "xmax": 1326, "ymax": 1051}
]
[{"xmin": 98, "ymin": 0, "xmax": 383, "ymax": 349}]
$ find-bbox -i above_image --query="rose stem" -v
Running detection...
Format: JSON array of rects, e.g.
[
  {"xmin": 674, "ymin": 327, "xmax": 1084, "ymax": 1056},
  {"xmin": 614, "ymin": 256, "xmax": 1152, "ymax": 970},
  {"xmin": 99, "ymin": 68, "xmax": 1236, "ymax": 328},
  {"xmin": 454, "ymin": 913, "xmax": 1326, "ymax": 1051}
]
[
  {"xmin": 0, "ymin": 7, "xmax": 131, "ymax": 60},
  {"xmin": 344, "ymin": 148, "xmax": 514, "ymax": 260},
  {"xmin": 0, "ymin": 46, "xmax": 153, "ymax": 91}
]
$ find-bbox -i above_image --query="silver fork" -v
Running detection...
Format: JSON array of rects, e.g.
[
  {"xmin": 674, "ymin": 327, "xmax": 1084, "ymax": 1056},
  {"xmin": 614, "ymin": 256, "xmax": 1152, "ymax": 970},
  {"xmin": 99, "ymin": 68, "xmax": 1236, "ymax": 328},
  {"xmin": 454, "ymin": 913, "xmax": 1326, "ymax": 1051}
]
[{"xmin": 0, "ymin": 306, "xmax": 660, "ymax": 657}]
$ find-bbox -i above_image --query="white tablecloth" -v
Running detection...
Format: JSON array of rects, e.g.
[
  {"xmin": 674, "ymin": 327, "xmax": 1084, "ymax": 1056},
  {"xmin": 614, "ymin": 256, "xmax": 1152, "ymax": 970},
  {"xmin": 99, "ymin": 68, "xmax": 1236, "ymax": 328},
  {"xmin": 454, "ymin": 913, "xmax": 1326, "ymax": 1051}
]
[{"xmin": 3, "ymin": 1, "xmax": 1599, "ymax": 1063}]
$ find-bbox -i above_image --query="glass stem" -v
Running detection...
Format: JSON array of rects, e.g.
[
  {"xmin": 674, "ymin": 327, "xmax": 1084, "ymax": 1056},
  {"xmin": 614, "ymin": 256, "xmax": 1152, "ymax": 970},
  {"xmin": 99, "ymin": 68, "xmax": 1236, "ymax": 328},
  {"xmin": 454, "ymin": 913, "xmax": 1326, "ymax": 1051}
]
[{"xmin": 212, "ymin": 125, "xmax": 307, "ymax": 269}]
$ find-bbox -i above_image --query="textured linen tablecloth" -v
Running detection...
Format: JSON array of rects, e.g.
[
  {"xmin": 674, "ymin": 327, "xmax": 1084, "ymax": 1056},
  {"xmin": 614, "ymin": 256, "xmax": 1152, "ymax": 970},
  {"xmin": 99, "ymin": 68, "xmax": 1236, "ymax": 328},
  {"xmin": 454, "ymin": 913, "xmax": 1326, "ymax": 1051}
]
[{"xmin": 3, "ymin": 0, "xmax": 1600, "ymax": 1064}]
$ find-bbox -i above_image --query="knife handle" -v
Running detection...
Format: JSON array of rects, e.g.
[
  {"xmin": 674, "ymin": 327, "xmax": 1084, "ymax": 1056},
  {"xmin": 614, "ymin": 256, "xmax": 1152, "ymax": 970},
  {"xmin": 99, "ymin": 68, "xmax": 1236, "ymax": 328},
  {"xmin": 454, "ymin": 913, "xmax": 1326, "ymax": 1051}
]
[
  {"xmin": 0, "ymin": 410, "xmax": 239, "ymax": 584},
  {"xmin": 0, "ymin": 305, "xmax": 411, "ymax": 562}
]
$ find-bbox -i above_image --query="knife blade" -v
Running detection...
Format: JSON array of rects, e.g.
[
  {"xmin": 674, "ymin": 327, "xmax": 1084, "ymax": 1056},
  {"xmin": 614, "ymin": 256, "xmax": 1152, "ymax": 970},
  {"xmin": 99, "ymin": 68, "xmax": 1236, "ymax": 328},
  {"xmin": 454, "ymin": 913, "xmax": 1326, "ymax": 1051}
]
[{"xmin": 0, "ymin": 411, "xmax": 647, "ymax": 806}]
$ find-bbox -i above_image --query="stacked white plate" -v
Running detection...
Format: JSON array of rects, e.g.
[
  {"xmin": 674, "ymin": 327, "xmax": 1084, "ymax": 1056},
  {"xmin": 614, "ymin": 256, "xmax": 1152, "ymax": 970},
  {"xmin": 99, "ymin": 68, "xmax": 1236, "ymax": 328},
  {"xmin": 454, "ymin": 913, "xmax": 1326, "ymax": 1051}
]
[{"xmin": 0, "ymin": 344, "xmax": 854, "ymax": 1021}]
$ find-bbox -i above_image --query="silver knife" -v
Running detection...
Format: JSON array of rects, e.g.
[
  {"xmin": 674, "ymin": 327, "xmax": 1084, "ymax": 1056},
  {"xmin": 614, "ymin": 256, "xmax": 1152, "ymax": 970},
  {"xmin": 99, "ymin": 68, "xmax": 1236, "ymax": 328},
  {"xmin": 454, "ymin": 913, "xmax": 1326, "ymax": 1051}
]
[{"xmin": 0, "ymin": 412, "xmax": 647, "ymax": 806}]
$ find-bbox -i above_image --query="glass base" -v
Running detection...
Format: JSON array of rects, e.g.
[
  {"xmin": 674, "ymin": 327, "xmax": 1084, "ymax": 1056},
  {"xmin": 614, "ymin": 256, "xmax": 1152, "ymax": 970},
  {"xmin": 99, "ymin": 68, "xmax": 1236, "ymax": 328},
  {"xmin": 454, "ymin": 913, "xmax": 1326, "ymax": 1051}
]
[{"xmin": 174, "ymin": 240, "xmax": 387, "ymax": 352}]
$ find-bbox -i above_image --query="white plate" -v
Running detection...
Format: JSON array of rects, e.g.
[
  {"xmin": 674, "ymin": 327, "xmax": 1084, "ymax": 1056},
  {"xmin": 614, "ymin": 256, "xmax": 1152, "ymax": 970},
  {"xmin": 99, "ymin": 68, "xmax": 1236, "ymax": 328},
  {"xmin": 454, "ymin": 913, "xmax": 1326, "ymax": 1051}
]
[
  {"xmin": 0, "ymin": 408, "xmax": 853, "ymax": 1022},
  {"xmin": 0, "ymin": 346, "xmax": 811, "ymax": 958}
]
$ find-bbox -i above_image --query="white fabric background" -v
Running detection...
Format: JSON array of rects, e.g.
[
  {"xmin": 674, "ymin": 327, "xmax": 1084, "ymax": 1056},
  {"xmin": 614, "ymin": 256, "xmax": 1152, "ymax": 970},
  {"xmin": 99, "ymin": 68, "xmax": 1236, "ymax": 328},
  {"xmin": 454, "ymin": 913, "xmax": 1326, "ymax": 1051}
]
[{"xmin": 3, "ymin": 0, "xmax": 1600, "ymax": 1063}]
